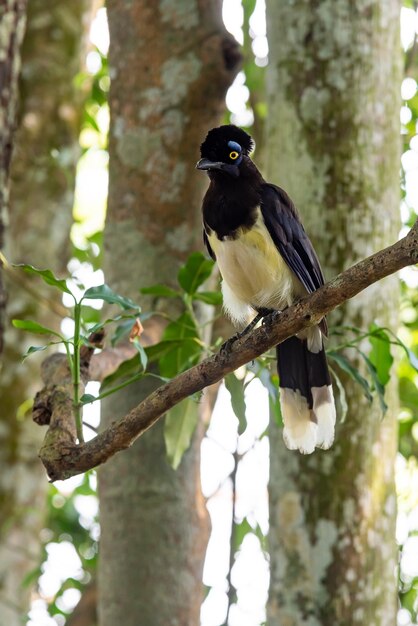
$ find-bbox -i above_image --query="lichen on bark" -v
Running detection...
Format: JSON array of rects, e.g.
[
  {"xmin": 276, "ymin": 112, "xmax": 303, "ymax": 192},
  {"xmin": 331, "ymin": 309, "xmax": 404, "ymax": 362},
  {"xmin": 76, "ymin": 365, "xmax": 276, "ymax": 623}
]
[
  {"xmin": 99, "ymin": 2, "xmax": 240, "ymax": 625},
  {"xmin": 0, "ymin": 0, "xmax": 27, "ymax": 354},
  {"xmin": 0, "ymin": 1, "xmax": 87, "ymax": 623},
  {"xmin": 265, "ymin": 1, "xmax": 401, "ymax": 624}
]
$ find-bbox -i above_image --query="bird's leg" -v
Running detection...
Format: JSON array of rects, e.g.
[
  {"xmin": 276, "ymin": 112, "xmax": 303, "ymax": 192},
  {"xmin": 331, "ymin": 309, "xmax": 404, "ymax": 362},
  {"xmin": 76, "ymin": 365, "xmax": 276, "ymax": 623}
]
[{"xmin": 220, "ymin": 308, "xmax": 274, "ymax": 354}]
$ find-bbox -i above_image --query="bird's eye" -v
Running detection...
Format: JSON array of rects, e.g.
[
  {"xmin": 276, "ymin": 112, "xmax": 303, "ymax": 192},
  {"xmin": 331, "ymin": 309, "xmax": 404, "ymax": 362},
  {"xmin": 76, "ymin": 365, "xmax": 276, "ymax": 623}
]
[{"xmin": 229, "ymin": 151, "xmax": 239, "ymax": 160}]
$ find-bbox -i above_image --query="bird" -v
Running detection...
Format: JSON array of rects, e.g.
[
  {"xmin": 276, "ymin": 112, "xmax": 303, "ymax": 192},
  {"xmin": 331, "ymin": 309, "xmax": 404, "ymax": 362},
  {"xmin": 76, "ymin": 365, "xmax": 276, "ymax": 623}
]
[{"xmin": 196, "ymin": 124, "xmax": 336, "ymax": 454}]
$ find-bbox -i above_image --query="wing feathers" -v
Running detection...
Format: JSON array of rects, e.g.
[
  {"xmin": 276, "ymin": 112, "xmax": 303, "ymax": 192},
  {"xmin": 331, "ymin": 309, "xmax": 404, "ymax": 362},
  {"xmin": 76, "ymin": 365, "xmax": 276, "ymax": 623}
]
[{"xmin": 260, "ymin": 184, "xmax": 325, "ymax": 295}]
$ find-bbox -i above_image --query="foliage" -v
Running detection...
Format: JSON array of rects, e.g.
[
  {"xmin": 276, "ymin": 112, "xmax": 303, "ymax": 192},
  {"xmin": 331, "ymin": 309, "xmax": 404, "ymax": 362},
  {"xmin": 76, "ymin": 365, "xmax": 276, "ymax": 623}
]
[
  {"xmin": 12, "ymin": 263, "xmax": 141, "ymax": 443},
  {"xmin": 12, "ymin": 251, "xmax": 222, "ymax": 469},
  {"xmin": 398, "ymin": 3, "xmax": 418, "ymax": 620},
  {"xmin": 74, "ymin": 47, "xmax": 109, "ymax": 154},
  {"xmin": 138, "ymin": 252, "xmax": 221, "ymax": 469},
  {"xmin": 14, "ymin": 1, "xmax": 418, "ymax": 624},
  {"xmin": 23, "ymin": 473, "xmax": 99, "ymax": 623}
]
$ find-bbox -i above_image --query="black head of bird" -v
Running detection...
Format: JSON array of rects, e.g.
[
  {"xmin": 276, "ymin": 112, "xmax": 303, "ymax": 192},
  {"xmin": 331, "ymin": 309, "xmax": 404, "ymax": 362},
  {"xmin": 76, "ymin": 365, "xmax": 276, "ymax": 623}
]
[{"xmin": 196, "ymin": 124, "xmax": 255, "ymax": 179}]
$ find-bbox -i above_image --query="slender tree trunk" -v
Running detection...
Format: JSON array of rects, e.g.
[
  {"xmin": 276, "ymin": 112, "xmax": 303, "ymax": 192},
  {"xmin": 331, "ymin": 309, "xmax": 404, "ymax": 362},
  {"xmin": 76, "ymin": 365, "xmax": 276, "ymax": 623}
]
[
  {"xmin": 0, "ymin": 0, "xmax": 27, "ymax": 351},
  {"xmin": 265, "ymin": 2, "xmax": 401, "ymax": 625},
  {"xmin": 98, "ymin": 2, "xmax": 239, "ymax": 625},
  {"xmin": 0, "ymin": 2, "xmax": 86, "ymax": 623}
]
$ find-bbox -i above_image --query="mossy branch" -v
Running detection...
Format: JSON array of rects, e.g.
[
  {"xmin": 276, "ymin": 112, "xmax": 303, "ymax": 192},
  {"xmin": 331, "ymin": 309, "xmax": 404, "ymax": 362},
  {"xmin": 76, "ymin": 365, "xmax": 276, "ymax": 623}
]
[{"xmin": 34, "ymin": 221, "xmax": 418, "ymax": 481}]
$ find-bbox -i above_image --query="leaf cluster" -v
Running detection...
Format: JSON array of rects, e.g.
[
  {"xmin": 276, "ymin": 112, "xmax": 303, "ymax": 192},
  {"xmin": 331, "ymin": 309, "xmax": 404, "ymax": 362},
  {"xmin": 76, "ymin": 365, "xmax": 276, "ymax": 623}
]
[{"xmin": 12, "ymin": 263, "xmax": 142, "ymax": 442}]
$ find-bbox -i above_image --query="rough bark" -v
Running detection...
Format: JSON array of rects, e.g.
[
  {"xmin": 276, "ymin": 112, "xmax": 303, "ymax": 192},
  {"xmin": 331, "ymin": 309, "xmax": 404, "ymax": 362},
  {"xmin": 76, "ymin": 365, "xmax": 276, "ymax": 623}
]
[
  {"xmin": 0, "ymin": 0, "xmax": 27, "ymax": 351},
  {"xmin": 0, "ymin": 2, "xmax": 86, "ymax": 623},
  {"xmin": 265, "ymin": 1, "xmax": 401, "ymax": 625},
  {"xmin": 98, "ymin": 2, "xmax": 240, "ymax": 626},
  {"xmin": 32, "ymin": 221, "xmax": 418, "ymax": 481}
]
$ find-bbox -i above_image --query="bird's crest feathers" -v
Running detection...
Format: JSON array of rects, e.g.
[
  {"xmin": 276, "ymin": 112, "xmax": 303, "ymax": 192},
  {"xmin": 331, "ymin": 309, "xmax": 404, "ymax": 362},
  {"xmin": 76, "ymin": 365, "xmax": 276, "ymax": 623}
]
[{"xmin": 200, "ymin": 125, "xmax": 254, "ymax": 162}]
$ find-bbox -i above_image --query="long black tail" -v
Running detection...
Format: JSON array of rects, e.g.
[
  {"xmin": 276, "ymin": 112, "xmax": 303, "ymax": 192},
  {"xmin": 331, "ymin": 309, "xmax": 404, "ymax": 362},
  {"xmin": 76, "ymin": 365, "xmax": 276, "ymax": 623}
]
[{"xmin": 276, "ymin": 329, "xmax": 336, "ymax": 454}]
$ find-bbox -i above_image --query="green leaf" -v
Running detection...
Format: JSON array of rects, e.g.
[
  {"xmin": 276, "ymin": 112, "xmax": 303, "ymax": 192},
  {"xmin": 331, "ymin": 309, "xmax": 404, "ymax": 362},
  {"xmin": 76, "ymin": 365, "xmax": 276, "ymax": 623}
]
[
  {"xmin": 87, "ymin": 312, "xmax": 140, "ymax": 334},
  {"xmin": 242, "ymin": 0, "xmax": 257, "ymax": 17},
  {"xmin": 80, "ymin": 305, "xmax": 101, "ymax": 325},
  {"xmin": 383, "ymin": 328, "xmax": 418, "ymax": 372},
  {"xmin": 21, "ymin": 565, "xmax": 42, "ymax": 589},
  {"xmin": 159, "ymin": 338, "xmax": 202, "ymax": 378},
  {"xmin": 400, "ymin": 588, "xmax": 417, "ymax": 617},
  {"xmin": 22, "ymin": 343, "xmax": 59, "ymax": 360},
  {"xmin": 83, "ymin": 109, "xmax": 100, "ymax": 132},
  {"xmin": 256, "ymin": 363, "xmax": 279, "ymax": 401},
  {"xmin": 145, "ymin": 339, "xmax": 182, "ymax": 363},
  {"xmin": 234, "ymin": 517, "xmax": 267, "ymax": 553},
  {"xmin": 177, "ymin": 252, "xmax": 214, "ymax": 295},
  {"xmin": 74, "ymin": 474, "xmax": 96, "ymax": 496},
  {"xmin": 269, "ymin": 394, "xmax": 282, "ymax": 426},
  {"xmin": 80, "ymin": 394, "xmax": 97, "ymax": 405},
  {"xmin": 225, "ymin": 373, "xmax": 247, "ymax": 434},
  {"xmin": 97, "ymin": 371, "xmax": 145, "ymax": 401},
  {"xmin": 255, "ymin": 362, "xmax": 282, "ymax": 425},
  {"xmin": 400, "ymin": 376, "xmax": 418, "ymax": 413},
  {"xmin": 111, "ymin": 318, "xmax": 136, "ymax": 346},
  {"xmin": 100, "ymin": 353, "xmax": 143, "ymax": 391},
  {"xmin": 13, "ymin": 263, "xmax": 72, "ymax": 295},
  {"xmin": 368, "ymin": 324, "xmax": 393, "ymax": 386},
  {"xmin": 82, "ymin": 284, "xmax": 140, "ymax": 311},
  {"xmin": 12, "ymin": 319, "xmax": 62, "ymax": 338},
  {"xmin": 327, "ymin": 351, "xmax": 373, "ymax": 404},
  {"xmin": 404, "ymin": 346, "xmax": 418, "ymax": 372},
  {"xmin": 159, "ymin": 312, "xmax": 202, "ymax": 377},
  {"xmin": 357, "ymin": 350, "xmax": 388, "ymax": 415},
  {"xmin": 193, "ymin": 291, "xmax": 223, "ymax": 306},
  {"xmin": 234, "ymin": 517, "xmax": 252, "ymax": 552},
  {"xmin": 140, "ymin": 284, "xmax": 180, "ymax": 298},
  {"xmin": 72, "ymin": 230, "xmax": 103, "ymax": 272},
  {"xmin": 162, "ymin": 311, "xmax": 198, "ymax": 341},
  {"xmin": 164, "ymin": 398, "xmax": 199, "ymax": 470},
  {"xmin": 134, "ymin": 340, "xmax": 148, "ymax": 371}
]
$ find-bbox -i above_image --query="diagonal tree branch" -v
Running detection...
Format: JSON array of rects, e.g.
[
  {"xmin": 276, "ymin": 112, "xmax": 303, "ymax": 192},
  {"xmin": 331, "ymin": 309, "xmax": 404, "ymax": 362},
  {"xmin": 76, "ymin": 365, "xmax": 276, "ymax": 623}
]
[{"xmin": 35, "ymin": 221, "xmax": 418, "ymax": 481}]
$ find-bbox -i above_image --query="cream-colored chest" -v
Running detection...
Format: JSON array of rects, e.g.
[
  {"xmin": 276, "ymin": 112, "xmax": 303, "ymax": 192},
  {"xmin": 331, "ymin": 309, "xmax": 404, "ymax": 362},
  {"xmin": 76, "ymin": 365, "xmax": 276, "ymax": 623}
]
[{"xmin": 208, "ymin": 208, "xmax": 300, "ymax": 310}]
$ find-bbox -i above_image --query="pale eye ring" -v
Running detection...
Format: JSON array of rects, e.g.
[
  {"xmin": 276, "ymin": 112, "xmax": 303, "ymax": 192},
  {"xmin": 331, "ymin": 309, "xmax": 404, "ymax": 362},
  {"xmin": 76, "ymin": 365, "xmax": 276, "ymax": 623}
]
[{"xmin": 229, "ymin": 151, "xmax": 239, "ymax": 160}]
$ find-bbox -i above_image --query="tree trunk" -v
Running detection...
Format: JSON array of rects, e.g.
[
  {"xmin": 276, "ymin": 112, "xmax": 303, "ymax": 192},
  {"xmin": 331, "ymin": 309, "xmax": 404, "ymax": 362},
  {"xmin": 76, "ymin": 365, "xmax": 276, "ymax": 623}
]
[
  {"xmin": 98, "ymin": 2, "xmax": 239, "ymax": 626},
  {"xmin": 265, "ymin": 1, "xmax": 401, "ymax": 625},
  {"xmin": 0, "ymin": 0, "xmax": 27, "ymax": 352},
  {"xmin": 0, "ymin": 2, "xmax": 86, "ymax": 623}
]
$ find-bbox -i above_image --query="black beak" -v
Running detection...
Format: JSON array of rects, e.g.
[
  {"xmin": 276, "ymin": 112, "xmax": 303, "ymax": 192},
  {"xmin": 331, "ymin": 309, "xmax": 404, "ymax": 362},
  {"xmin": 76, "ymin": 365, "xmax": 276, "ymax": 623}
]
[
  {"xmin": 196, "ymin": 158, "xmax": 239, "ymax": 178},
  {"xmin": 196, "ymin": 158, "xmax": 224, "ymax": 171}
]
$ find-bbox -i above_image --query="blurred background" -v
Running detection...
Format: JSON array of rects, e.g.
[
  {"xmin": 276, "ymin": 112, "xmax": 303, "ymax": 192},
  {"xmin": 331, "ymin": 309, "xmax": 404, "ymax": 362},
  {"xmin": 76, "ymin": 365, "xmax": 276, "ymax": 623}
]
[{"xmin": 1, "ymin": 1, "xmax": 417, "ymax": 625}]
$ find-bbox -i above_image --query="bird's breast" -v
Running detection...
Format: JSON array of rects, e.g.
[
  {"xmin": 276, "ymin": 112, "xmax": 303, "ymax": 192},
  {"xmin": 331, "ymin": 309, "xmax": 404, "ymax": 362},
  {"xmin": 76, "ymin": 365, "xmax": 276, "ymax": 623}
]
[{"xmin": 208, "ymin": 207, "xmax": 300, "ymax": 313}]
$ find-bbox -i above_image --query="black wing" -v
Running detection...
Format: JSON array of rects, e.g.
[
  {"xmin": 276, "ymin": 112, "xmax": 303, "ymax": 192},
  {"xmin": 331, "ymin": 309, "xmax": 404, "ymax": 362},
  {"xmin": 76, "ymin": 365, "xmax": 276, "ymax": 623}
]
[
  {"xmin": 203, "ymin": 228, "xmax": 216, "ymax": 261},
  {"xmin": 260, "ymin": 183, "xmax": 325, "ymax": 293}
]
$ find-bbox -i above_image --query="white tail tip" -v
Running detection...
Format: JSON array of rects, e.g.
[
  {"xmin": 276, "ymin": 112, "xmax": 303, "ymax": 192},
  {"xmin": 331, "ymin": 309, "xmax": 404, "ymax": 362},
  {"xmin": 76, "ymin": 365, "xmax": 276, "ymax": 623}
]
[{"xmin": 280, "ymin": 386, "xmax": 336, "ymax": 454}]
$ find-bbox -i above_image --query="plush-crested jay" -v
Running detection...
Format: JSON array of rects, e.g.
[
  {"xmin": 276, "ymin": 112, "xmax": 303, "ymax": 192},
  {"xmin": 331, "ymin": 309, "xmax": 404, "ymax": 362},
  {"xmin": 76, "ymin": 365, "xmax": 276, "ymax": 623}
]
[{"xmin": 196, "ymin": 124, "xmax": 336, "ymax": 454}]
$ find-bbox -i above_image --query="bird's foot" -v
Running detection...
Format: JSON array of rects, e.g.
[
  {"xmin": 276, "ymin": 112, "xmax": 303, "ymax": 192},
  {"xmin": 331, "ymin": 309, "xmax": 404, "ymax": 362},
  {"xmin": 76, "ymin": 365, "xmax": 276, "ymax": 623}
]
[
  {"xmin": 261, "ymin": 309, "xmax": 281, "ymax": 329},
  {"xmin": 220, "ymin": 309, "xmax": 275, "ymax": 354},
  {"xmin": 220, "ymin": 332, "xmax": 242, "ymax": 354},
  {"xmin": 257, "ymin": 307, "xmax": 275, "ymax": 324}
]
